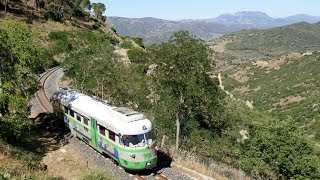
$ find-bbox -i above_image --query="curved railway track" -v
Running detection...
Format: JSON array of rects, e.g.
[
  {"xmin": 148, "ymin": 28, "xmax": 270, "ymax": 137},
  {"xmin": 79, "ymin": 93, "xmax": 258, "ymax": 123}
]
[{"xmin": 35, "ymin": 67, "xmax": 62, "ymax": 113}]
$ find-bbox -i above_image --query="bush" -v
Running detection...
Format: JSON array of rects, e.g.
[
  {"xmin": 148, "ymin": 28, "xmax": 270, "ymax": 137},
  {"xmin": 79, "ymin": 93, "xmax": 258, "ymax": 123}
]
[
  {"xmin": 121, "ymin": 39, "xmax": 133, "ymax": 49},
  {"xmin": 240, "ymin": 118, "xmax": 320, "ymax": 179},
  {"xmin": 42, "ymin": 10, "xmax": 62, "ymax": 21},
  {"xmin": 127, "ymin": 48, "xmax": 147, "ymax": 63}
]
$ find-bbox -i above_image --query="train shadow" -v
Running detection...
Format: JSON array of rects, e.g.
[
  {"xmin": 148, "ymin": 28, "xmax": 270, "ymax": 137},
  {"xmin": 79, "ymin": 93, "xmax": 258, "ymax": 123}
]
[
  {"xmin": 31, "ymin": 113, "xmax": 70, "ymax": 156},
  {"xmin": 125, "ymin": 150, "xmax": 173, "ymax": 176}
]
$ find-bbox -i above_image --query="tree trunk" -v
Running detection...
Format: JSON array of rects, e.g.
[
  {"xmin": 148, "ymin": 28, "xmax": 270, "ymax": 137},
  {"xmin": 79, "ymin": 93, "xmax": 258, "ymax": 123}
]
[
  {"xmin": 175, "ymin": 92, "xmax": 183, "ymax": 151},
  {"xmin": 34, "ymin": 0, "xmax": 38, "ymax": 10},
  {"xmin": 4, "ymin": 0, "xmax": 8, "ymax": 13},
  {"xmin": 175, "ymin": 112, "xmax": 180, "ymax": 151}
]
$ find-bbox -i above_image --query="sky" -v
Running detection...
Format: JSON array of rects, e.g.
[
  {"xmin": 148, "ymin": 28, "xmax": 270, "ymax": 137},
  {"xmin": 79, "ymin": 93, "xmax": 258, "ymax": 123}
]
[{"xmin": 91, "ymin": 0, "xmax": 320, "ymax": 20}]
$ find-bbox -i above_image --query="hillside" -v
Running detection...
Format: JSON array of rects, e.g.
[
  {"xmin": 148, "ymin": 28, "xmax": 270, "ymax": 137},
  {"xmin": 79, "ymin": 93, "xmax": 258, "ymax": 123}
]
[
  {"xmin": 210, "ymin": 21, "xmax": 320, "ymax": 142},
  {"xmin": 106, "ymin": 16, "xmax": 235, "ymax": 45},
  {"xmin": 209, "ymin": 22, "xmax": 320, "ymax": 72},
  {"xmin": 107, "ymin": 11, "xmax": 320, "ymax": 45}
]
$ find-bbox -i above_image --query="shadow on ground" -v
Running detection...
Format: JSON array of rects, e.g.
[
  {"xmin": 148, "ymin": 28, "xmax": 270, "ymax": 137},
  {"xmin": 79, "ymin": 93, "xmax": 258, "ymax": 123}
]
[{"xmin": 32, "ymin": 113, "xmax": 70, "ymax": 154}]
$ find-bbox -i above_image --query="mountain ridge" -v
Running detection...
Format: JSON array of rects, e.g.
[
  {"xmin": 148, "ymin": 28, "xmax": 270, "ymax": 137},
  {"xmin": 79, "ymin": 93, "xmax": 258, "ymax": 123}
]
[{"xmin": 107, "ymin": 11, "xmax": 320, "ymax": 45}]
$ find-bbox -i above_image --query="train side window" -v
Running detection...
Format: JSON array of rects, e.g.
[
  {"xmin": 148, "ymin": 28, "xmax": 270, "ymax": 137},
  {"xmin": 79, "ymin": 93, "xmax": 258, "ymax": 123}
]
[
  {"xmin": 70, "ymin": 110, "xmax": 75, "ymax": 117},
  {"xmin": 109, "ymin": 130, "xmax": 116, "ymax": 141},
  {"xmin": 76, "ymin": 113, "xmax": 81, "ymax": 122},
  {"xmin": 83, "ymin": 117, "xmax": 89, "ymax": 126},
  {"xmin": 64, "ymin": 106, "xmax": 69, "ymax": 114},
  {"xmin": 99, "ymin": 125, "xmax": 106, "ymax": 136}
]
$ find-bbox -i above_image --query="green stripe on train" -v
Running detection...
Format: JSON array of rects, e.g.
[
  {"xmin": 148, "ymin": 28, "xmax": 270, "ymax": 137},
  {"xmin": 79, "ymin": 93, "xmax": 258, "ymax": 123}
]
[{"xmin": 119, "ymin": 156, "xmax": 157, "ymax": 170}]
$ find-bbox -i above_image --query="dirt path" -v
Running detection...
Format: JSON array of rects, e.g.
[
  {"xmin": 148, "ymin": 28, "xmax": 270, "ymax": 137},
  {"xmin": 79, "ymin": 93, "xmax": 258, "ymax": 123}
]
[{"xmin": 42, "ymin": 143, "xmax": 112, "ymax": 180}]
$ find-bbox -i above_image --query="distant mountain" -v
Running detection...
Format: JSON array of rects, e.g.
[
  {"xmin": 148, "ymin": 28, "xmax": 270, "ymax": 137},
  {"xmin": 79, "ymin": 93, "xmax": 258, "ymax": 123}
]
[
  {"xmin": 198, "ymin": 11, "xmax": 320, "ymax": 28},
  {"xmin": 106, "ymin": 17, "xmax": 237, "ymax": 45},
  {"xmin": 106, "ymin": 11, "xmax": 320, "ymax": 45}
]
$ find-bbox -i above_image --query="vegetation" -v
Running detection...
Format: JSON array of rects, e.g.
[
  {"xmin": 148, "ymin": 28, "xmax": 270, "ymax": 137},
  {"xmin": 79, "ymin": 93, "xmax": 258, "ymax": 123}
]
[
  {"xmin": 92, "ymin": 2, "xmax": 106, "ymax": 21},
  {"xmin": 1, "ymin": 3, "xmax": 320, "ymax": 179},
  {"xmin": 80, "ymin": 171, "xmax": 112, "ymax": 180},
  {"xmin": 214, "ymin": 20, "xmax": 320, "ymax": 179},
  {"xmin": 149, "ymin": 31, "xmax": 227, "ymax": 149},
  {"xmin": 0, "ymin": 20, "xmax": 54, "ymax": 146},
  {"xmin": 241, "ymin": 118, "xmax": 320, "ymax": 179},
  {"xmin": 0, "ymin": 19, "xmax": 59, "ymax": 179},
  {"xmin": 226, "ymin": 22, "xmax": 320, "ymax": 57}
]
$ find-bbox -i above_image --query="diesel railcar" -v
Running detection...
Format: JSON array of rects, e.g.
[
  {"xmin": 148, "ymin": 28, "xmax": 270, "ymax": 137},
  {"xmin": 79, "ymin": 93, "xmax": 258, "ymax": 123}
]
[{"xmin": 51, "ymin": 88, "xmax": 157, "ymax": 170}]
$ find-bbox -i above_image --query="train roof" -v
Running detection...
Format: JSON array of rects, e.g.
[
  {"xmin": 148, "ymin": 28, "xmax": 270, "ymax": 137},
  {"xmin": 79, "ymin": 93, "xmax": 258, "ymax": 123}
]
[{"xmin": 52, "ymin": 88, "xmax": 152, "ymax": 135}]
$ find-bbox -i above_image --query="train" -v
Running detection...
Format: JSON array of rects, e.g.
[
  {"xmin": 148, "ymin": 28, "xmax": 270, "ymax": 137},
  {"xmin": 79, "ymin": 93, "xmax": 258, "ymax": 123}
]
[{"xmin": 51, "ymin": 88, "xmax": 157, "ymax": 170}]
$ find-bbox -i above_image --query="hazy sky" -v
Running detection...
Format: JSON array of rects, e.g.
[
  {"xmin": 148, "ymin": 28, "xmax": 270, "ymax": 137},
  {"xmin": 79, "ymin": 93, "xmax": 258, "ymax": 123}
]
[{"xmin": 91, "ymin": 0, "xmax": 320, "ymax": 20}]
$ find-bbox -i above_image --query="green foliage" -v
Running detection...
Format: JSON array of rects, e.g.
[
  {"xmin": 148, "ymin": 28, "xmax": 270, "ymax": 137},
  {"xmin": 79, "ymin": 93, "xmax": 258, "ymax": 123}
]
[
  {"xmin": 130, "ymin": 37, "xmax": 144, "ymax": 47},
  {"xmin": 127, "ymin": 48, "xmax": 148, "ymax": 63},
  {"xmin": 120, "ymin": 39, "xmax": 134, "ymax": 49},
  {"xmin": 226, "ymin": 22, "xmax": 320, "ymax": 57},
  {"xmin": 224, "ymin": 52, "xmax": 320, "ymax": 139},
  {"xmin": 80, "ymin": 0, "xmax": 91, "ymax": 11},
  {"xmin": 150, "ymin": 31, "xmax": 228, "ymax": 145},
  {"xmin": 0, "ymin": 20, "xmax": 54, "ymax": 146},
  {"xmin": 42, "ymin": 0, "xmax": 93, "ymax": 21},
  {"xmin": 240, "ymin": 118, "xmax": 320, "ymax": 179},
  {"xmin": 92, "ymin": 2, "xmax": 106, "ymax": 20}
]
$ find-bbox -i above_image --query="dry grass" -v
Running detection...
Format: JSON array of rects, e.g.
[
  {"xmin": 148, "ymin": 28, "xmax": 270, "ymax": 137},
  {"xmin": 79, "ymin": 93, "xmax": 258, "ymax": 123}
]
[
  {"xmin": 167, "ymin": 147, "xmax": 249, "ymax": 180},
  {"xmin": 42, "ymin": 143, "xmax": 100, "ymax": 179}
]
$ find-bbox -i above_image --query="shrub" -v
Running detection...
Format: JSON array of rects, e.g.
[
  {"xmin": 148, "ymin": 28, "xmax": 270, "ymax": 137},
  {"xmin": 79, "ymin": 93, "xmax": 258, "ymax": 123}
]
[
  {"xmin": 121, "ymin": 39, "xmax": 133, "ymax": 49},
  {"xmin": 42, "ymin": 10, "xmax": 62, "ymax": 21},
  {"xmin": 240, "ymin": 118, "xmax": 320, "ymax": 179},
  {"xmin": 127, "ymin": 48, "xmax": 146, "ymax": 63}
]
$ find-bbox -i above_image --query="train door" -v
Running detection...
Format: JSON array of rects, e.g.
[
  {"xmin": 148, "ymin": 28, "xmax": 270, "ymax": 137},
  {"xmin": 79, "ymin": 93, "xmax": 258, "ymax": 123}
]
[{"xmin": 90, "ymin": 118, "xmax": 98, "ymax": 147}]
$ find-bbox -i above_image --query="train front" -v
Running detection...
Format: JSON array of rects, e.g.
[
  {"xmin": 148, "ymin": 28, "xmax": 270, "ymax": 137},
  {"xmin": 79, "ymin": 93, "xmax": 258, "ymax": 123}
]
[{"xmin": 118, "ymin": 119, "xmax": 157, "ymax": 170}]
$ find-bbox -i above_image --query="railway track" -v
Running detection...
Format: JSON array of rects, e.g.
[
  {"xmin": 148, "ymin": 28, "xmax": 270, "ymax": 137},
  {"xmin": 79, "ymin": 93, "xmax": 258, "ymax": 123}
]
[
  {"xmin": 35, "ymin": 67, "xmax": 62, "ymax": 113},
  {"xmin": 133, "ymin": 173, "xmax": 168, "ymax": 180}
]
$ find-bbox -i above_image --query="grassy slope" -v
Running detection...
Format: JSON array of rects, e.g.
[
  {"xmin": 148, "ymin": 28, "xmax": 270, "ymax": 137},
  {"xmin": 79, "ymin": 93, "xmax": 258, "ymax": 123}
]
[
  {"xmin": 217, "ymin": 22, "xmax": 320, "ymax": 141},
  {"xmin": 226, "ymin": 22, "xmax": 320, "ymax": 57},
  {"xmin": 0, "ymin": 6, "xmax": 122, "ymax": 178},
  {"xmin": 210, "ymin": 22, "xmax": 320, "ymax": 72}
]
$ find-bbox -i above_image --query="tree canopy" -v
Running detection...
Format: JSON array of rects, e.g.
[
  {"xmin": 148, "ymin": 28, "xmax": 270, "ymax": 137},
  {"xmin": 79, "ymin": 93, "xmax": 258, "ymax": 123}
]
[
  {"xmin": 149, "ymin": 31, "xmax": 227, "ymax": 148},
  {"xmin": 240, "ymin": 118, "xmax": 320, "ymax": 179},
  {"xmin": 92, "ymin": 2, "xmax": 106, "ymax": 21}
]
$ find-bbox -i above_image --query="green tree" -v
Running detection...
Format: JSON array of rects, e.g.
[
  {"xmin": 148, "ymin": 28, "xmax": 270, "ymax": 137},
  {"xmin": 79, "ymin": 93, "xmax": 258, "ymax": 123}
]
[
  {"xmin": 80, "ymin": 0, "xmax": 91, "ymax": 11},
  {"xmin": 0, "ymin": 20, "xmax": 54, "ymax": 146},
  {"xmin": 92, "ymin": 2, "xmax": 106, "ymax": 20},
  {"xmin": 240, "ymin": 118, "xmax": 320, "ymax": 179},
  {"xmin": 150, "ymin": 31, "xmax": 226, "ymax": 150}
]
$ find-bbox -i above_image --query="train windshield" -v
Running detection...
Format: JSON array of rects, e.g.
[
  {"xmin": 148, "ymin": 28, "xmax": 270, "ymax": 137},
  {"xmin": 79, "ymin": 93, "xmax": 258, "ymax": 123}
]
[{"xmin": 122, "ymin": 130, "xmax": 154, "ymax": 148}]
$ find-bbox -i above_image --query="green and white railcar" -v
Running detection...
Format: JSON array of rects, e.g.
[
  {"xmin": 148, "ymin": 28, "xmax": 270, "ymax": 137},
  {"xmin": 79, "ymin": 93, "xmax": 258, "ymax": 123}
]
[{"xmin": 52, "ymin": 88, "xmax": 157, "ymax": 170}]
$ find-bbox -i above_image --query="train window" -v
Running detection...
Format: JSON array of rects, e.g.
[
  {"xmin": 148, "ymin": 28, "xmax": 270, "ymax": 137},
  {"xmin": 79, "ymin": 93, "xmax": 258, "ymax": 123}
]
[
  {"xmin": 64, "ymin": 106, "xmax": 68, "ymax": 114},
  {"xmin": 99, "ymin": 125, "xmax": 106, "ymax": 136},
  {"xmin": 109, "ymin": 130, "xmax": 116, "ymax": 141},
  {"xmin": 76, "ymin": 114, "xmax": 81, "ymax": 122},
  {"xmin": 83, "ymin": 117, "xmax": 89, "ymax": 126},
  {"xmin": 70, "ymin": 110, "xmax": 75, "ymax": 117}
]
